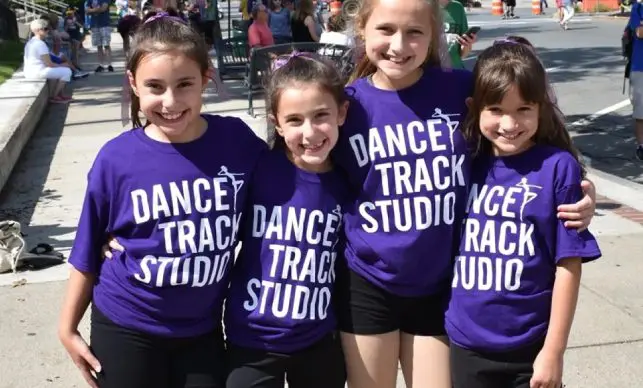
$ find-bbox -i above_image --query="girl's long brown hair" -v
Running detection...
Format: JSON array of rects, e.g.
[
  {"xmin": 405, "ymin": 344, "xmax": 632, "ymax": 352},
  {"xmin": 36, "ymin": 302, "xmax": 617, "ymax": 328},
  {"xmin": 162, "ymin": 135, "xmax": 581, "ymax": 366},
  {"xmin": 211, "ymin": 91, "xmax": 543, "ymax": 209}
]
[
  {"xmin": 463, "ymin": 41, "xmax": 585, "ymax": 175},
  {"xmin": 347, "ymin": 0, "xmax": 447, "ymax": 84}
]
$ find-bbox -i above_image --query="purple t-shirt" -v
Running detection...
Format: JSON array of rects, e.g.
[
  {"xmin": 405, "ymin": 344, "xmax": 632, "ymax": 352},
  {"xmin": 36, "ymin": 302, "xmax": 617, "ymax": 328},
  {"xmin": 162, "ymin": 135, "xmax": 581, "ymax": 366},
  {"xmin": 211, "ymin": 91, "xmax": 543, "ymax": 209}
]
[
  {"xmin": 331, "ymin": 67, "xmax": 473, "ymax": 297},
  {"xmin": 224, "ymin": 149, "xmax": 350, "ymax": 352},
  {"xmin": 68, "ymin": 115, "xmax": 267, "ymax": 338},
  {"xmin": 445, "ymin": 145, "xmax": 601, "ymax": 352}
]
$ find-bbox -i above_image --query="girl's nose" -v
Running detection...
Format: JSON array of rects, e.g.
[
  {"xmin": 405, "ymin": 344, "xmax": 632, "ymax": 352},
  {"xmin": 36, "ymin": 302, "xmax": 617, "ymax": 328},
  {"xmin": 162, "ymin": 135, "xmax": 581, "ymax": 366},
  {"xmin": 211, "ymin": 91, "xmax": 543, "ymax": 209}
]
[
  {"xmin": 499, "ymin": 115, "xmax": 519, "ymax": 131},
  {"xmin": 389, "ymin": 32, "xmax": 405, "ymax": 54}
]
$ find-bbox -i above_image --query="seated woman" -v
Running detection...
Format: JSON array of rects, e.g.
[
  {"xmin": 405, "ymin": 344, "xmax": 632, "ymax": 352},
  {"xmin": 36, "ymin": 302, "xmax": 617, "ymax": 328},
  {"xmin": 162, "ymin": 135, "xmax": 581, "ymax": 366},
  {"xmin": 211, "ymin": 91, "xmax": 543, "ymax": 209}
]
[
  {"xmin": 248, "ymin": 4, "xmax": 274, "ymax": 49},
  {"xmin": 319, "ymin": 14, "xmax": 352, "ymax": 46},
  {"xmin": 23, "ymin": 19, "xmax": 73, "ymax": 103}
]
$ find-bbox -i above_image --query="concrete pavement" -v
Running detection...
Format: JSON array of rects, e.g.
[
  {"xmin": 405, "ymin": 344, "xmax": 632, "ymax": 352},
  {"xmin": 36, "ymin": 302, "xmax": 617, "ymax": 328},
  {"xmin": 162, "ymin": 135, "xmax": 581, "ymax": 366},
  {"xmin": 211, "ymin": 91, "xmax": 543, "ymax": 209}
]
[{"xmin": 1, "ymin": 14, "xmax": 643, "ymax": 388}]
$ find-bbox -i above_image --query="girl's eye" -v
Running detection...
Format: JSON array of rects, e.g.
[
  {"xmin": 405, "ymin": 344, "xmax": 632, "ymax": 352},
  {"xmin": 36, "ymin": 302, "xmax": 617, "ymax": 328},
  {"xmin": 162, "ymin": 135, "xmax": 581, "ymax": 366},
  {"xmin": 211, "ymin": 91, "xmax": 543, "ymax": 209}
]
[
  {"xmin": 178, "ymin": 82, "xmax": 194, "ymax": 88},
  {"xmin": 146, "ymin": 84, "xmax": 164, "ymax": 92},
  {"xmin": 407, "ymin": 29, "xmax": 423, "ymax": 35},
  {"xmin": 376, "ymin": 26, "xmax": 394, "ymax": 34},
  {"xmin": 315, "ymin": 112, "xmax": 329, "ymax": 120},
  {"xmin": 487, "ymin": 107, "xmax": 502, "ymax": 114}
]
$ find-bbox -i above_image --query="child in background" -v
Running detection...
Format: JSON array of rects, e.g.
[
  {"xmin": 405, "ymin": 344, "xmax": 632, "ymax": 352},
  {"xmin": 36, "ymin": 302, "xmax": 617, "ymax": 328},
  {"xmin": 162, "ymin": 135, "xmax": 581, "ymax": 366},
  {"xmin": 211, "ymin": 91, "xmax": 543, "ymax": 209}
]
[
  {"xmin": 58, "ymin": 13, "xmax": 266, "ymax": 388},
  {"xmin": 267, "ymin": 0, "xmax": 292, "ymax": 44},
  {"xmin": 64, "ymin": 7, "xmax": 83, "ymax": 65},
  {"xmin": 446, "ymin": 38, "xmax": 601, "ymax": 388},
  {"xmin": 224, "ymin": 52, "xmax": 350, "ymax": 388},
  {"xmin": 116, "ymin": 0, "xmax": 141, "ymax": 55}
]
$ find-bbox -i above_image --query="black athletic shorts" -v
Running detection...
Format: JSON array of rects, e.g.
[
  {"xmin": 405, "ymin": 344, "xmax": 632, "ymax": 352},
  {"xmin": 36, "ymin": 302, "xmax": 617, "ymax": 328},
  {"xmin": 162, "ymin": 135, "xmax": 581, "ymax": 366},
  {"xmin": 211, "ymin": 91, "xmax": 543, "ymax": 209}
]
[
  {"xmin": 450, "ymin": 338, "xmax": 559, "ymax": 388},
  {"xmin": 226, "ymin": 332, "xmax": 346, "ymax": 388},
  {"xmin": 90, "ymin": 307, "xmax": 226, "ymax": 388},
  {"xmin": 334, "ymin": 262, "xmax": 450, "ymax": 336}
]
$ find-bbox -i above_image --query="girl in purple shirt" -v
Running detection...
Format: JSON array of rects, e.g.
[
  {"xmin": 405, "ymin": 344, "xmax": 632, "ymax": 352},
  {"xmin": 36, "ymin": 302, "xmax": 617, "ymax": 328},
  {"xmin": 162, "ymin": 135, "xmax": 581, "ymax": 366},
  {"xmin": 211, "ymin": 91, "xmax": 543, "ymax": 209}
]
[
  {"xmin": 446, "ymin": 38, "xmax": 601, "ymax": 388},
  {"xmin": 58, "ymin": 14, "xmax": 264, "ymax": 388}
]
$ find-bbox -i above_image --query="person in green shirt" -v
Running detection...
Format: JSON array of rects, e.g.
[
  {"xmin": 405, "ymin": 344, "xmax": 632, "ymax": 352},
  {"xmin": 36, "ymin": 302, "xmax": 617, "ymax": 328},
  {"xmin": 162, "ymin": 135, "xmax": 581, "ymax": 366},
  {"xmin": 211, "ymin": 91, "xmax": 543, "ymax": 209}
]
[{"xmin": 440, "ymin": 0, "xmax": 476, "ymax": 69}]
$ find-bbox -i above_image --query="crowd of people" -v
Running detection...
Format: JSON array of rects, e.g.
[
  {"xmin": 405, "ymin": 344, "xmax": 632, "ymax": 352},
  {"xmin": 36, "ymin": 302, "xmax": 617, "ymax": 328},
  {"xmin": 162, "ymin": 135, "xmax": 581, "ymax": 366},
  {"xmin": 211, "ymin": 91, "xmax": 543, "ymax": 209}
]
[{"xmin": 53, "ymin": 0, "xmax": 603, "ymax": 388}]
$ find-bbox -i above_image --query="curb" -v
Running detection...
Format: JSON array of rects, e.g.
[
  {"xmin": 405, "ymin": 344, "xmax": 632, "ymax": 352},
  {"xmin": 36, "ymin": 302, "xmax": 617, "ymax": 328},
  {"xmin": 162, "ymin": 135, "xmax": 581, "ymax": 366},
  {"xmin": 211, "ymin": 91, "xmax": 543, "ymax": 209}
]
[
  {"xmin": 0, "ymin": 68, "xmax": 52, "ymax": 194},
  {"xmin": 585, "ymin": 165, "xmax": 643, "ymax": 214}
]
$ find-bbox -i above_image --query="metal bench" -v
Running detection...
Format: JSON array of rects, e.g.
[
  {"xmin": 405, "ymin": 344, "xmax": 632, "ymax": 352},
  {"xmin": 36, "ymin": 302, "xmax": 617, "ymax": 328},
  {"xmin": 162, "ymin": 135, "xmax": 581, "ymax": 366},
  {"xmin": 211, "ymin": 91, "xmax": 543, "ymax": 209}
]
[
  {"xmin": 214, "ymin": 35, "xmax": 250, "ymax": 80},
  {"xmin": 244, "ymin": 42, "xmax": 352, "ymax": 117}
]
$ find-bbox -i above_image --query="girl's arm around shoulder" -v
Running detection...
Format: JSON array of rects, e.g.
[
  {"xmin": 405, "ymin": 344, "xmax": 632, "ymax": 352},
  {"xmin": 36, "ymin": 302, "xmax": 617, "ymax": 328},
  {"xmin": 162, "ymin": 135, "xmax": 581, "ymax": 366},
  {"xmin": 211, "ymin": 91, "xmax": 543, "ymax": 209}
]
[
  {"xmin": 551, "ymin": 151, "xmax": 602, "ymax": 264},
  {"xmin": 204, "ymin": 114, "xmax": 269, "ymax": 155}
]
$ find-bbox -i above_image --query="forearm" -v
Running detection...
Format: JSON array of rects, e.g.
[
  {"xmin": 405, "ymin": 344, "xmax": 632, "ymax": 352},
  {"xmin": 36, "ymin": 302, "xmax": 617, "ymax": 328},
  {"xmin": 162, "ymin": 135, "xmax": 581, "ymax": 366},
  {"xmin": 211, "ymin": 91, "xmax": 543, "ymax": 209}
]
[
  {"xmin": 58, "ymin": 267, "xmax": 95, "ymax": 335},
  {"xmin": 542, "ymin": 257, "xmax": 582, "ymax": 355}
]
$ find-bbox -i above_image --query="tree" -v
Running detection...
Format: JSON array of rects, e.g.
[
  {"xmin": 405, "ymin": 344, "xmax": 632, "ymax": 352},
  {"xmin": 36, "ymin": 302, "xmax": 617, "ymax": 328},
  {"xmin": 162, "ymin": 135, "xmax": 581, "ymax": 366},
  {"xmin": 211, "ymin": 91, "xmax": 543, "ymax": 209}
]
[{"xmin": 0, "ymin": 0, "xmax": 20, "ymax": 41}]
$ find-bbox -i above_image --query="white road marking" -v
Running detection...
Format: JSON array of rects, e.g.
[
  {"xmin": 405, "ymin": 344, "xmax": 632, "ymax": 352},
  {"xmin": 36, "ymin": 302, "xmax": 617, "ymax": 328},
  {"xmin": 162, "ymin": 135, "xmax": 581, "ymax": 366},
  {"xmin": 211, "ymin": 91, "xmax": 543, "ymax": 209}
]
[
  {"xmin": 470, "ymin": 16, "xmax": 592, "ymax": 27},
  {"xmin": 568, "ymin": 99, "xmax": 631, "ymax": 129}
]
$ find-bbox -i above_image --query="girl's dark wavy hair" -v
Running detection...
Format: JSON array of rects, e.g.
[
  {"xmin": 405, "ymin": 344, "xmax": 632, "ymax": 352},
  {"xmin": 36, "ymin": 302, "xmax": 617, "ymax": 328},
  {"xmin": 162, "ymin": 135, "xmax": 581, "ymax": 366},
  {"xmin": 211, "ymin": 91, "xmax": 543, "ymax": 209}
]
[
  {"xmin": 463, "ymin": 41, "xmax": 585, "ymax": 176},
  {"xmin": 127, "ymin": 15, "xmax": 209, "ymax": 128},
  {"xmin": 265, "ymin": 53, "xmax": 347, "ymax": 149}
]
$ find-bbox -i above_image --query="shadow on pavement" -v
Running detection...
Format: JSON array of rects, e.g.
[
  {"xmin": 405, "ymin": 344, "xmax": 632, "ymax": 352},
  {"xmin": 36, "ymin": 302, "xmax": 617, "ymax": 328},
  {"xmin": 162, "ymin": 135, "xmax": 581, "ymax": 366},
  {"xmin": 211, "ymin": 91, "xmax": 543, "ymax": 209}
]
[
  {"xmin": 567, "ymin": 108, "xmax": 643, "ymax": 185},
  {"xmin": 0, "ymin": 42, "xmax": 116, "ymax": 255}
]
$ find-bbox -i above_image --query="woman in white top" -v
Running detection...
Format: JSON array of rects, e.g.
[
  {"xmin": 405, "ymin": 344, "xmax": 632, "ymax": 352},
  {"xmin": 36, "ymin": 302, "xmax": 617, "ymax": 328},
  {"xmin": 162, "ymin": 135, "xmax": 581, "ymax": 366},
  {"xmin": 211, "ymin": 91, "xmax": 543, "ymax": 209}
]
[
  {"xmin": 319, "ymin": 14, "xmax": 353, "ymax": 47},
  {"xmin": 23, "ymin": 19, "xmax": 73, "ymax": 103}
]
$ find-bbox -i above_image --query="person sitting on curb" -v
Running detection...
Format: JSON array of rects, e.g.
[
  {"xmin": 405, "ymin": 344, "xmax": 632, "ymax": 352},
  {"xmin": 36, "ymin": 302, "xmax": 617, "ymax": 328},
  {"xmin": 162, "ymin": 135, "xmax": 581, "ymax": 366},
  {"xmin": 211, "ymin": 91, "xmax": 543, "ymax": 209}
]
[
  {"xmin": 23, "ymin": 19, "xmax": 73, "ymax": 104},
  {"xmin": 49, "ymin": 51, "xmax": 89, "ymax": 80}
]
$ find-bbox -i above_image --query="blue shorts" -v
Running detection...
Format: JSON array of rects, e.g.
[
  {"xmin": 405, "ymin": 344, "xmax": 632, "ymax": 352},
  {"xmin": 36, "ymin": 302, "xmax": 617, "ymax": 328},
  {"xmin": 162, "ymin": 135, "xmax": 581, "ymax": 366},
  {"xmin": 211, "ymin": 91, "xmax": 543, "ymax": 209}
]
[{"xmin": 50, "ymin": 54, "xmax": 63, "ymax": 64}]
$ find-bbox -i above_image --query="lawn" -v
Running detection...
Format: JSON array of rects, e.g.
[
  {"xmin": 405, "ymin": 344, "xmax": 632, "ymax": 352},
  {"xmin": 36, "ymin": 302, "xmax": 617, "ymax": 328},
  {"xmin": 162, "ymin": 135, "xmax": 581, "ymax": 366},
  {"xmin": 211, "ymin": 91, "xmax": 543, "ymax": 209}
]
[{"xmin": 0, "ymin": 40, "xmax": 24, "ymax": 86}]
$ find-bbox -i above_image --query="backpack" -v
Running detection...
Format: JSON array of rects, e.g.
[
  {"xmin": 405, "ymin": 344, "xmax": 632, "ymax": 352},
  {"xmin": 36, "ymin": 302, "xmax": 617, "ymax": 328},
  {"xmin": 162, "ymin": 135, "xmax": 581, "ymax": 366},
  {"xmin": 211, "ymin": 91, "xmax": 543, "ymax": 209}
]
[
  {"xmin": 0, "ymin": 220, "xmax": 66, "ymax": 274},
  {"xmin": 0, "ymin": 221, "xmax": 26, "ymax": 273}
]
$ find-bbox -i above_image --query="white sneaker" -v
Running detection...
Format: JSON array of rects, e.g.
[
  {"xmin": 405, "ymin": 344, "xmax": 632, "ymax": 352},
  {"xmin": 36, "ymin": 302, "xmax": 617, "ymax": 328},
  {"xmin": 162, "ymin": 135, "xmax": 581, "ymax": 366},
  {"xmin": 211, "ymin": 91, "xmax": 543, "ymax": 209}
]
[{"xmin": 73, "ymin": 71, "xmax": 90, "ymax": 79}]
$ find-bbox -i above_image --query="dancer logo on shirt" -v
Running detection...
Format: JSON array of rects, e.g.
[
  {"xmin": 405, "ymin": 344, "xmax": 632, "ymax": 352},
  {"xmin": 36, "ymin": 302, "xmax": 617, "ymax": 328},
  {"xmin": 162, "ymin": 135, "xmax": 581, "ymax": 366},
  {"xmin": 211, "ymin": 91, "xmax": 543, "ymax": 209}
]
[
  {"xmin": 128, "ymin": 166, "xmax": 244, "ymax": 288},
  {"xmin": 452, "ymin": 178, "xmax": 540, "ymax": 292},
  {"xmin": 347, "ymin": 108, "xmax": 467, "ymax": 234}
]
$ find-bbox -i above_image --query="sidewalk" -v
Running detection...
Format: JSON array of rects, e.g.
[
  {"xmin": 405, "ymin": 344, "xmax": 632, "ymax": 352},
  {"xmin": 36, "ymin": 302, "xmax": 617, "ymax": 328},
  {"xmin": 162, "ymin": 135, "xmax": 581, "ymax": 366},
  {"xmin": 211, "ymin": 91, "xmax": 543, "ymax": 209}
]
[{"xmin": 1, "ymin": 33, "xmax": 643, "ymax": 388}]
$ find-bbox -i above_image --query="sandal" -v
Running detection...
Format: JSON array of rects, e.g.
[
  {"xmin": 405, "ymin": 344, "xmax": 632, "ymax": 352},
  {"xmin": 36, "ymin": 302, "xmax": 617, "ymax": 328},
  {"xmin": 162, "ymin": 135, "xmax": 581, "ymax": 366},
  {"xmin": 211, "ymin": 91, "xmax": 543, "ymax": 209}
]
[
  {"xmin": 49, "ymin": 96, "xmax": 70, "ymax": 104},
  {"xmin": 15, "ymin": 243, "xmax": 66, "ymax": 271}
]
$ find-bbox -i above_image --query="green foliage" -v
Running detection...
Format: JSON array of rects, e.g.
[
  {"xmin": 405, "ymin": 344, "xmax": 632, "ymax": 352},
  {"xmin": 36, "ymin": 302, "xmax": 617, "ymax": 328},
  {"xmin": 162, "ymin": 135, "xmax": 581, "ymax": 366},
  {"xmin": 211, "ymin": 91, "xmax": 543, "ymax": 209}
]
[{"xmin": 0, "ymin": 39, "xmax": 24, "ymax": 85}]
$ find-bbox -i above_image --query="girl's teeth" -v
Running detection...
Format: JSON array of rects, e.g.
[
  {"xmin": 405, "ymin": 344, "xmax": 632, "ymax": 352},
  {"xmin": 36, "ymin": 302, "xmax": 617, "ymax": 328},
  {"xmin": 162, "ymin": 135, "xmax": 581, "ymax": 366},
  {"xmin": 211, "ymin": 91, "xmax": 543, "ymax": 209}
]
[
  {"xmin": 161, "ymin": 112, "xmax": 182, "ymax": 120},
  {"xmin": 303, "ymin": 142, "xmax": 324, "ymax": 150}
]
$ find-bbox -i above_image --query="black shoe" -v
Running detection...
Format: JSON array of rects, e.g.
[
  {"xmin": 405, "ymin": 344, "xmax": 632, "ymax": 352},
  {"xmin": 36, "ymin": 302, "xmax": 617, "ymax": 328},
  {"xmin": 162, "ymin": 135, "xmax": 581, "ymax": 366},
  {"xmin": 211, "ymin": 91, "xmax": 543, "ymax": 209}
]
[
  {"xmin": 107, "ymin": 65, "xmax": 114, "ymax": 72},
  {"xmin": 95, "ymin": 65, "xmax": 104, "ymax": 72},
  {"xmin": 636, "ymin": 146, "xmax": 643, "ymax": 161}
]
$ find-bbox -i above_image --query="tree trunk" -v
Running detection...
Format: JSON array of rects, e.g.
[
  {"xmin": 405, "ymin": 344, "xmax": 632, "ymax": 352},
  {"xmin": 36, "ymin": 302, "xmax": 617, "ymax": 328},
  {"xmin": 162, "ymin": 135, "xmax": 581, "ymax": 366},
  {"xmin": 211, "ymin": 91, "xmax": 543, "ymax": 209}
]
[{"xmin": 0, "ymin": 1, "xmax": 20, "ymax": 41}]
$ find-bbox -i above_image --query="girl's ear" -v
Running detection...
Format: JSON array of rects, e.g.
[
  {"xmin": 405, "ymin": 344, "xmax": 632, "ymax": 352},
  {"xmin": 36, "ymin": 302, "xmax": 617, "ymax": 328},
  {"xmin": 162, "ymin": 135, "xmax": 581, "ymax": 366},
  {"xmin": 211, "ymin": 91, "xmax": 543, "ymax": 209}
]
[
  {"xmin": 202, "ymin": 75, "xmax": 209, "ymax": 92},
  {"xmin": 127, "ymin": 70, "xmax": 138, "ymax": 96},
  {"xmin": 269, "ymin": 114, "xmax": 284, "ymax": 136},
  {"xmin": 337, "ymin": 100, "xmax": 350, "ymax": 126},
  {"xmin": 465, "ymin": 97, "xmax": 473, "ymax": 110}
]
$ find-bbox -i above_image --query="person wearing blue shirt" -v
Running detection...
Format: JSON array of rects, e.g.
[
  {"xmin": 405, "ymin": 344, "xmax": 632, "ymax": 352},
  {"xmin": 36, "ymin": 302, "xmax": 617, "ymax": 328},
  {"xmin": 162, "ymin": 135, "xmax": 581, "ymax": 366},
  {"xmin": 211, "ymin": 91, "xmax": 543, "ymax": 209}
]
[
  {"xmin": 85, "ymin": 0, "xmax": 112, "ymax": 72},
  {"xmin": 628, "ymin": 1, "xmax": 643, "ymax": 160}
]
